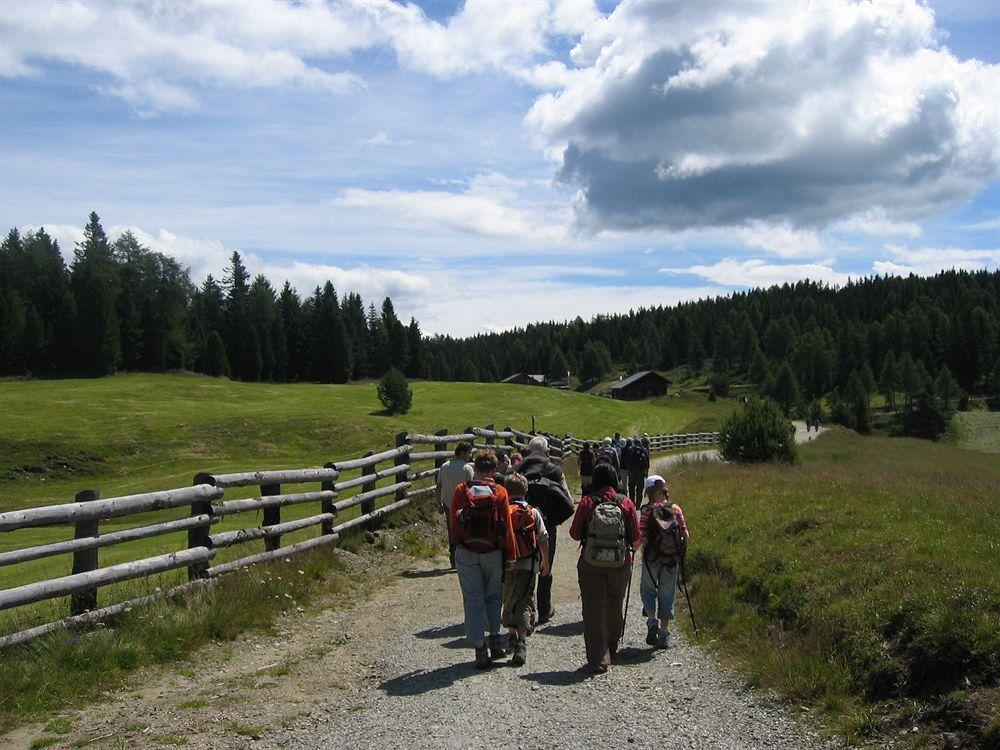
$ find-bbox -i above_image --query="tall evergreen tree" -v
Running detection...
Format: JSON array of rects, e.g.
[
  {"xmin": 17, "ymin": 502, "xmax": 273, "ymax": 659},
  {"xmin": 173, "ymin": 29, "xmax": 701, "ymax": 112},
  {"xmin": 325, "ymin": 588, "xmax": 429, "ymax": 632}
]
[{"xmin": 71, "ymin": 212, "xmax": 121, "ymax": 375}]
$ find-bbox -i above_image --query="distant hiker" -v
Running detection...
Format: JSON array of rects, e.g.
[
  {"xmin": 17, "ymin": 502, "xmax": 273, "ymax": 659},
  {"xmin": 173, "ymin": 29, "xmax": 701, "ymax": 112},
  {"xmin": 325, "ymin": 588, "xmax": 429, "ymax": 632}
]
[
  {"xmin": 639, "ymin": 475, "xmax": 689, "ymax": 649},
  {"xmin": 621, "ymin": 438, "xmax": 634, "ymax": 475},
  {"xmin": 569, "ymin": 462, "xmax": 640, "ymax": 673},
  {"xmin": 578, "ymin": 442, "xmax": 596, "ymax": 494},
  {"xmin": 493, "ymin": 451, "xmax": 512, "ymax": 483},
  {"xmin": 450, "ymin": 449, "xmax": 517, "ymax": 669},
  {"xmin": 597, "ymin": 437, "xmax": 620, "ymax": 472},
  {"xmin": 612, "ymin": 432, "xmax": 625, "ymax": 463},
  {"xmin": 501, "ymin": 472, "xmax": 550, "ymax": 667},
  {"xmin": 626, "ymin": 438, "xmax": 651, "ymax": 507},
  {"xmin": 519, "ymin": 436, "xmax": 575, "ymax": 627},
  {"xmin": 437, "ymin": 441, "xmax": 473, "ymax": 568}
]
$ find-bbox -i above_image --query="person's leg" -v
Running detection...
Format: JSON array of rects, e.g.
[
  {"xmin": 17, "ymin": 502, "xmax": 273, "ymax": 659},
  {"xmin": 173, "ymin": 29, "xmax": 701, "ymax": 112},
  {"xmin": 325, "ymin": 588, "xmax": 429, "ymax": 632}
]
[
  {"xmin": 605, "ymin": 564, "xmax": 630, "ymax": 658},
  {"xmin": 483, "ymin": 550, "xmax": 506, "ymax": 657},
  {"xmin": 446, "ymin": 516, "xmax": 456, "ymax": 568},
  {"xmin": 656, "ymin": 559, "xmax": 679, "ymax": 648},
  {"xmin": 578, "ymin": 563, "xmax": 609, "ymax": 670},
  {"xmin": 639, "ymin": 556, "xmax": 659, "ymax": 645},
  {"xmin": 536, "ymin": 524, "xmax": 556, "ymax": 622},
  {"xmin": 454, "ymin": 547, "xmax": 486, "ymax": 648}
]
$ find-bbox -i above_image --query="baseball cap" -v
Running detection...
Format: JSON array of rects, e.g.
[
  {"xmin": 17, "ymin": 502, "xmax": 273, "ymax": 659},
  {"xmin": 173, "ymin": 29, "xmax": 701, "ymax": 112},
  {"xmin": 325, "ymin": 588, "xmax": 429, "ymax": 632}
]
[{"xmin": 644, "ymin": 474, "xmax": 666, "ymax": 492}]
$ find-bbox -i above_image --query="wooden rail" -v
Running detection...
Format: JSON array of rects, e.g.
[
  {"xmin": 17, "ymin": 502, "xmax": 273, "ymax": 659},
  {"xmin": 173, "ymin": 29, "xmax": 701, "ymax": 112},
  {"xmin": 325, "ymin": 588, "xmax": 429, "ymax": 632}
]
[{"xmin": 0, "ymin": 420, "xmax": 719, "ymax": 649}]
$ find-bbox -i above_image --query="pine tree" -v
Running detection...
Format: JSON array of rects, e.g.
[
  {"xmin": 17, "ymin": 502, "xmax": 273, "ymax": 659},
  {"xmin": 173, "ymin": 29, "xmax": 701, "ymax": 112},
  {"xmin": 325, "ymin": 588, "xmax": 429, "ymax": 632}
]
[
  {"xmin": 579, "ymin": 341, "xmax": 612, "ymax": 382},
  {"xmin": 223, "ymin": 252, "xmax": 255, "ymax": 380},
  {"xmin": 71, "ymin": 212, "xmax": 121, "ymax": 375},
  {"xmin": 770, "ymin": 361, "xmax": 801, "ymax": 416},
  {"xmin": 879, "ymin": 351, "xmax": 898, "ymax": 412},
  {"xmin": 547, "ymin": 344, "xmax": 570, "ymax": 381},
  {"xmin": 404, "ymin": 318, "xmax": 426, "ymax": 378},
  {"xmin": 202, "ymin": 330, "xmax": 230, "ymax": 376}
]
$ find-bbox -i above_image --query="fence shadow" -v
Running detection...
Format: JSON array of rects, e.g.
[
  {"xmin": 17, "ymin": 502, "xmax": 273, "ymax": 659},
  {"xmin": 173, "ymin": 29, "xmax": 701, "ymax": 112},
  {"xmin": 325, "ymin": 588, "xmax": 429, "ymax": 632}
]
[{"xmin": 379, "ymin": 662, "xmax": 480, "ymax": 696}]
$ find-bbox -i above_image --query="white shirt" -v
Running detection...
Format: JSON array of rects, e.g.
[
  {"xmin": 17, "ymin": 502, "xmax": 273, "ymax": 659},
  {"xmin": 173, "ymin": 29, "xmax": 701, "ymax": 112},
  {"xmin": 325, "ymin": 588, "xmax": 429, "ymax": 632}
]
[{"xmin": 437, "ymin": 458, "xmax": 474, "ymax": 510}]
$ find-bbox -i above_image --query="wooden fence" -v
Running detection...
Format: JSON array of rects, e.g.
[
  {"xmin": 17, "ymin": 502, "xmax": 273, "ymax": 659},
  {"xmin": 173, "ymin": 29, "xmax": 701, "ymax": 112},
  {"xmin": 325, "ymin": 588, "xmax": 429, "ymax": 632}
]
[{"xmin": 0, "ymin": 423, "xmax": 718, "ymax": 649}]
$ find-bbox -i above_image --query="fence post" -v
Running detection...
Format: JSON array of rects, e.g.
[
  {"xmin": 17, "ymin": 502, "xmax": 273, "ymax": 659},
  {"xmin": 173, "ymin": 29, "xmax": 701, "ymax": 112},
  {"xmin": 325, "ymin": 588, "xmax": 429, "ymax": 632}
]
[
  {"xmin": 434, "ymin": 428, "xmax": 448, "ymax": 470},
  {"xmin": 394, "ymin": 432, "xmax": 409, "ymax": 508},
  {"xmin": 361, "ymin": 450, "xmax": 377, "ymax": 530},
  {"xmin": 70, "ymin": 489, "xmax": 100, "ymax": 615},
  {"xmin": 531, "ymin": 415, "xmax": 536, "ymax": 434},
  {"xmin": 322, "ymin": 463, "xmax": 337, "ymax": 536},
  {"xmin": 260, "ymin": 482, "xmax": 281, "ymax": 551},
  {"xmin": 189, "ymin": 473, "xmax": 216, "ymax": 580},
  {"xmin": 485, "ymin": 423, "xmax": 495, "ymax": 450},
  {"xmin": 503, "ymin": 426, "xmax": 514, "ymax": 454}
]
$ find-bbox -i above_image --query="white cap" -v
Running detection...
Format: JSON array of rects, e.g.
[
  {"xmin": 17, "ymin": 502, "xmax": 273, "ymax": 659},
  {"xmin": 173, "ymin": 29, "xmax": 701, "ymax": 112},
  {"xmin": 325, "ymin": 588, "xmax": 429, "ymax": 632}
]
[
  {"xmin": 644, "ymin": 474, "xmax": 666, "ymax": 492},
  {"xmin": 603, "ymin": 436, "xmax": 612, "ymax": 444}
]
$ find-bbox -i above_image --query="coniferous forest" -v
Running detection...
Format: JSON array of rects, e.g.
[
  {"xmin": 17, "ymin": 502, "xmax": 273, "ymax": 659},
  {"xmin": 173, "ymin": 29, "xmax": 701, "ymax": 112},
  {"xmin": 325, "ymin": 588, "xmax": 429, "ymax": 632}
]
[{"xmin": 2, "ymin": 213, "xmax": 998, "ymax": 429}]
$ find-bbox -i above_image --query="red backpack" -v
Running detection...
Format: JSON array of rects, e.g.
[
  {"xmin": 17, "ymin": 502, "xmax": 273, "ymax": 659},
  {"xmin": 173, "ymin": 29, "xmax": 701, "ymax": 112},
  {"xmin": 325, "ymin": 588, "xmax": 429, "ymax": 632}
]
[
  {"xmin": 510, "ymin": 500, "xmax": 539, "ymax": 561},
  {"xmin": 454, "ymin": 480, "xmax": 506, "ymax": 553},
  {"xmin": 646, "ymin": 502, "xmax": 685, "ymax": 560}
]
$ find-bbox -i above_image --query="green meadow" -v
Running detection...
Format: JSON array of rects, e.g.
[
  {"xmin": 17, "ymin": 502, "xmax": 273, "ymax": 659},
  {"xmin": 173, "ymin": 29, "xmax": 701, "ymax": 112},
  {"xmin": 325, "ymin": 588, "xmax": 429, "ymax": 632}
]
[{"xmin": 671, "ymin": 429, "xmax": 1000, "ymax": 746}]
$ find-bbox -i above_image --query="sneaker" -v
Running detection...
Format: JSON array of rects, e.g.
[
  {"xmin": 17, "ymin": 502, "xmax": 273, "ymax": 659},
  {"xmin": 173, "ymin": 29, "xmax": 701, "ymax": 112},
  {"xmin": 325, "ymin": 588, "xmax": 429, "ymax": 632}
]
[
  {"xmin": 489, "ymin": 633, "xmax": 507, "ymax": 660},
  {"xmin": 646, "ymin": 620, "xmax": 658, "ymax": 646},
  {"xmin": 656, "ymin": 627, "xmax": 670, "ymax": 649},
  {"xmin": 511, "ymin": 638, "xmax": 527, "ymax": 667},
  {"xmin": 474, "ymin": 645, "xmax": 491, "ymax": 669}
]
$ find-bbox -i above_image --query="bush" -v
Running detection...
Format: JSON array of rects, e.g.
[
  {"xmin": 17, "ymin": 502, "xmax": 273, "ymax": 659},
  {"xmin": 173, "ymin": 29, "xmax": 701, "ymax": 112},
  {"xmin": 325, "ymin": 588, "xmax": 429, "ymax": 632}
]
[
  {"xmin": 377, "ymin": 367, "xmax": 412, "ymax": 414},
  {"xmin": 718, "ymin": 396, "xmax": 797, "ymax": 463},
  {"xmin": 902, "ymin": 388, "xmax": 950, "ymax": 440}
]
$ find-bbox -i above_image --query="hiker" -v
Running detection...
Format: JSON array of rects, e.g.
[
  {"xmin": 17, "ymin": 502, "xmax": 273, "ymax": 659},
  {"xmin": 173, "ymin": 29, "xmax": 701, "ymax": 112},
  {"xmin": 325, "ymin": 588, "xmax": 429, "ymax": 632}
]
[
  {"xmin": 597, "ymin": 437, "xmax": 620, "ymax": 473},
  {"xmin": 578, "ymin": 441, "xmax": 596, "ymax": 495},
  {"xmin": 493, "ymin": 451, "xmax": 512, "ymax": 483},
  {"xmin": 450, "ymin": 449, "xmax": 517, "ymax": 669},
  {"xmin": 518, "ymin": 436, "xmax": 575, "ymax": 627},
  {"xmin": 569, "ymin": 462, "xmax": 640, "ymax": 673},
  {"xmin": 437, "ymin": 441, "xmax": 473, "ymax": 568},
  {"xmin": 510, "ymin": 452, "xmax": 523, "ymax": 468},
  {"xmin": 612, "ymin": 432, "xmax": 625, "ymax": 463},
  {"xmin": 638, "ymin": 475, "xmax": 689, "ymax": 649},
  {"xmin": 627, "ymin": 438, "xmax": 650, "ymax": 508},
  {"xmin": 501, "ymin": 472, "xmax": 550, "ymax": 666}
]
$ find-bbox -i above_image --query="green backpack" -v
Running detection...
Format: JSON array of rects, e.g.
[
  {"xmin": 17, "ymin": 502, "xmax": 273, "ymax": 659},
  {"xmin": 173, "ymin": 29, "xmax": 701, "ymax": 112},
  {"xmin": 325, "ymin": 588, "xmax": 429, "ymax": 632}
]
[{"xmin": 583, "ymin": 493, "xmax": 628, "ymax": 567}]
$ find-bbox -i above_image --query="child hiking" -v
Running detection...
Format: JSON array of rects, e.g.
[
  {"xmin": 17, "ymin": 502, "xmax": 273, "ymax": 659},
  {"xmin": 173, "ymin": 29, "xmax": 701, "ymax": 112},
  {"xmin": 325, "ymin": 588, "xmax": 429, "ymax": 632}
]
[
  {"xmin": 638, "ymin": 474, "xmax": 690, "ymax": 649},
  {"xmin": 501, "ymin": 472, "xmax": 550, "ymax": 667},
  {"xmin": 450, "ymin": 449, "xmax": 517, "ymax": 669}
]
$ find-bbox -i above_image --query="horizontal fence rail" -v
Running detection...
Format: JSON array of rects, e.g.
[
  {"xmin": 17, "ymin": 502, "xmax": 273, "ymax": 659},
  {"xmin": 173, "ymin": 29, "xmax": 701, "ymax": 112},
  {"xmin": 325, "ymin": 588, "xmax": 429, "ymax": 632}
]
[{"xmin": 0, "ymin": 420, "xmax": 719, "ymax": 649}]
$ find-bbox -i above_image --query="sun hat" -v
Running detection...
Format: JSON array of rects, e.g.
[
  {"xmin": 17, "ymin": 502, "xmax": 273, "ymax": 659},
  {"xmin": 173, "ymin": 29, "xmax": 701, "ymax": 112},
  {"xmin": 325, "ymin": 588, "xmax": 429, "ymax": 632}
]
[{"xmin": 644, "ymin": 474, "xmax": 666, "ymax": 492}]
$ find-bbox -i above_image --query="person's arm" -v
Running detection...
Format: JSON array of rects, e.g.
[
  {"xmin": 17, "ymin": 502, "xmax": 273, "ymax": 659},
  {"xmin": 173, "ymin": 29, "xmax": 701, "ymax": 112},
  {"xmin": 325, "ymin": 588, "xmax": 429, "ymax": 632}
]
[
  {"xmin": 498, "ymin": 488, "xmax": 517, "ymax": 564},
  {"xmin": 675, "ymin": 504, "xmax": 690, "ymax": 541},
  {"xmin": 569, "ymin": 497, "xmax": 591, "ymax": 542},
  {"xmin": 637, "ymin": 505, "xmax": 650, "ymax": 546},
  {"xmin": 624, "ymin": 499, "xmax": 641, "ymax": 551},
  {"xmin": 538, "ymin": 537, "xmax": 551, "ymax": 577},
  {"xmin": 449, "ymin": 484, "xmax": 465, "ymax": 535}
]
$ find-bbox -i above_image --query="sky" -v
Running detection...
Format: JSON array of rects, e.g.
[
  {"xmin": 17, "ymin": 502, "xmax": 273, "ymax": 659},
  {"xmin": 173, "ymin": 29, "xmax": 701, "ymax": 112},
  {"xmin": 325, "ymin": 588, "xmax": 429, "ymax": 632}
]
[{"xmin": 1, "ymin": 0, "xmax": 998, "ymax": 336}]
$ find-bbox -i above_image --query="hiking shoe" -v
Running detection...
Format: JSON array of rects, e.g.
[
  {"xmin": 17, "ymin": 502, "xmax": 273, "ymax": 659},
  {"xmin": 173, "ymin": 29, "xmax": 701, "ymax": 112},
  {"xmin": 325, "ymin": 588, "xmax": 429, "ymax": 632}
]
[
  {"xmin": 591, "ymin": 663, "xmax": 608, "ymax": 674},
  {"xmin": 474, "ymin": 645, "xmax": 491, "ymax": 669},
  {"xmin": 511, "ymin": 639, "xmax": 527, "ymax": 667},
  {"xmin": 489, "ymin": 633, "xmax": 507, "ymax": 660},
  {"xmin": 537, "ymin": 606, "xmax": 556, "ymax": 625},
  {"xmin": 656, "ymin": 628, "xmax": 670, "ymax": 649},
  {"xmin": 646, "ymin": 620, "xmax": 658, "ymax": 646}
]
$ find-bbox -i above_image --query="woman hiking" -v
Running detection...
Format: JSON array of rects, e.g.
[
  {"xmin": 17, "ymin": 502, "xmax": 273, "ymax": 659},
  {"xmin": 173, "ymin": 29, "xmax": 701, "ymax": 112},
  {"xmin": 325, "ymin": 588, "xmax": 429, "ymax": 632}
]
[
  {"xmin": 638, "ymin": 475, "xmax": 689, "ymax": 649},
  {"xmin": 568, "ymin": 463, "xmax": 640, "ymax": 673}
]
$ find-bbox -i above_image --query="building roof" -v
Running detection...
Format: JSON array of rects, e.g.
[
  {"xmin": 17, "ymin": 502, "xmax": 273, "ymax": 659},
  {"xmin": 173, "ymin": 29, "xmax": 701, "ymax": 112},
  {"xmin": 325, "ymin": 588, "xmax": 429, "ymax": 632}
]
[
  {"xmin": 609, "ymin": 370, "xmax": 670, "ymax": 390},
  {"xmin": 500, "ymin": 372, "xmax": 546, "ymax": 384}
]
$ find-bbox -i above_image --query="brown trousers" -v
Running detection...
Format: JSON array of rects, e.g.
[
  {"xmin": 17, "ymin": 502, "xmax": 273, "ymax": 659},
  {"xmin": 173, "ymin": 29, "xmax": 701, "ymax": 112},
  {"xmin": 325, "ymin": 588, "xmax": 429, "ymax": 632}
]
[{"xmin": 577, "ymin": 560, "xmax": 631, "ymax": 668}]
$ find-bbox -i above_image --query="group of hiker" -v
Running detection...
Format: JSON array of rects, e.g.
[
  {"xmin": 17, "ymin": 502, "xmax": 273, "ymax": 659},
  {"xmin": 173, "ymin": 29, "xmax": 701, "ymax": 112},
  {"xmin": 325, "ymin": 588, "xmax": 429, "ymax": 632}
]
[{"xmin": 436, "ymin": 434, "xmax": 689, "ymax": 673}]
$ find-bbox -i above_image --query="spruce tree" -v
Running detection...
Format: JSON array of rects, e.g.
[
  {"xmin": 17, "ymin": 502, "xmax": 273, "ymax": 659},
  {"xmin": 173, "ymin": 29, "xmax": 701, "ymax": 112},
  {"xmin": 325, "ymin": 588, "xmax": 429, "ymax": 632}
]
[{"xmin": 71, "ymin": 212, "xmax": 121, "ymax": 375}]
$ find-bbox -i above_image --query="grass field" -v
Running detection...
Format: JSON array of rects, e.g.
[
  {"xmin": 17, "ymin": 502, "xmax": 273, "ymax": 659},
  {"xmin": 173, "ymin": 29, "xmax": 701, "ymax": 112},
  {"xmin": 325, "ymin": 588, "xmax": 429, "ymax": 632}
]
[
  {"xmin": 669, "ymin": 429, "xmax": 1000, "ymax": 746},
  {"xmin": 0, "ymin": 373, "xmax": 734, "ymax": 633},
  {"xmin": 954, "ymin": 410, "xmax": 1000, "ymax": 454}
]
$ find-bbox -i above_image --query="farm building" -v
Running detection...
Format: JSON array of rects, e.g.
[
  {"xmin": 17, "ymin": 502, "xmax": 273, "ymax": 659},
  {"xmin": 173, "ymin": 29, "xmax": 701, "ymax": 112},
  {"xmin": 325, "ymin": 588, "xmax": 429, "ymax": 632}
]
[
  {"xmin": 501, "ymin": 372, "xmax": 546, "ymax": 386},
  {"xmin": 608, "ymin": 370, "xmax": 670, "ymax": 400}
]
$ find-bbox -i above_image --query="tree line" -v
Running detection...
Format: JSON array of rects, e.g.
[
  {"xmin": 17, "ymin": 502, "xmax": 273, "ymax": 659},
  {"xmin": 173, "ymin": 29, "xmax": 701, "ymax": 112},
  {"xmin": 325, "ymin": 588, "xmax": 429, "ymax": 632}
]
[
  {"xmin": 0, "ymin": 213, "xmax": 429, "ymax": 382},
  {"xmin": 2, "ymin": 212, "xmax": 998, "ymax": 431}
]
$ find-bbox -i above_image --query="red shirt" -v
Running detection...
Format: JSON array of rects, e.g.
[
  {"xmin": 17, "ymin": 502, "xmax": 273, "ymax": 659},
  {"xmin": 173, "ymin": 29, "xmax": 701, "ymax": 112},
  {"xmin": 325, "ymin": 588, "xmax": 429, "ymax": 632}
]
[
  {"xmin": 449, "ymin": 479, "xmax": 517, "ymax": 557},
  {"xmin": 569, "ymin": 487, "xmax": 642, "ymax": 565},
  {"xmin": 639, "ymin": 501, "xmax": 690, "ymax": 543}
]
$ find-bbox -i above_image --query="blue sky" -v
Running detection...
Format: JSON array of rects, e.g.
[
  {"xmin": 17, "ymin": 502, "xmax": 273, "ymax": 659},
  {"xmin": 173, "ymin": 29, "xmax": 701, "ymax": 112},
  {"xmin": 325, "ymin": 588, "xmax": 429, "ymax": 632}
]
[{"xmin": 1, "ymin": 0, "xmax": 997, "ymax": 335}]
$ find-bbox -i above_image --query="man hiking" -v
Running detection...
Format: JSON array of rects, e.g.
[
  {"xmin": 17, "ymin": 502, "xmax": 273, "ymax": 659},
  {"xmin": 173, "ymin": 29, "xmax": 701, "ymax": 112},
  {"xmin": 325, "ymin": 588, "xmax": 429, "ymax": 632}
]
[
  {"xmin": 450, "ymin": 449, "xmax": 517, "ymax": 668},
  {"xmin": 518, "ymin": 436, "xmax": 574, "ymax": 626},
  {"xmin": 437, "ymin": 441, "xmax": 473, "ymax": 568},
  {"xmin": 626, "ymin": 437, "xmax": 650, "ymax": 507}
]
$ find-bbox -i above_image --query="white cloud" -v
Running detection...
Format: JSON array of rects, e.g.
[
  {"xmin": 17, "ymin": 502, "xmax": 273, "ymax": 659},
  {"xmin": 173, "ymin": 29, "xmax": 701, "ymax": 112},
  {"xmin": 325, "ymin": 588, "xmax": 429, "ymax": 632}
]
[
  {"xmin": 661, "ymin": 258, "xmax": 850, "ymax": 287},
  {"xmin": 333, "ymin": 171, "xmax": 568, "ymax": 243},
  {"xmin": 837, "ymin": 209, "xmax": 923, "ymax": 238},
  {"xmin": 528, "ymin": 0, "xmax": 999, "ymax": 234},
  {"xmin": 735, "ymin": 222, "xmax": 822, "ymax": 259},
  {"xmin": 873, "ymin": 244, "xmax": 999, "ymax": 275},
  {"xmin": 360, "ymin": 131, "xmax": 392, "ymax": 146}
]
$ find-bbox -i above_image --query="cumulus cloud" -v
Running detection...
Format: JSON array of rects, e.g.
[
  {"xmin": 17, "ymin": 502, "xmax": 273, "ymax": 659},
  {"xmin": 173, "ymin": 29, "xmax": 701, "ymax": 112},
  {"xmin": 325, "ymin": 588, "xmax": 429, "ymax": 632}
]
[
  {"xmin": 528, "ymin": 0, "xmax": 998, "ymax": 234},
  {"xmin": 661, "ymin": 258, "xmax": 850, "ymax": 287}
]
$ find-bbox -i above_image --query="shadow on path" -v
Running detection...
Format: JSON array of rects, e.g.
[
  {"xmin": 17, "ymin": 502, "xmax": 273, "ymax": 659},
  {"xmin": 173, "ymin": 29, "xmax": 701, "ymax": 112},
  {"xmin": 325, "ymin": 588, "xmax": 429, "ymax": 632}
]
[
  {"xmin": 379, "ymin": 662, "xmax": 480, "ymax": 696},
  {"xmin": 519, "ymin": 666, "xmax": 593, "ymax": 686},
  {"xmin": 536, "ymin": 620, "xmax": 584, "ymax": 638},
  {"xmin": 414, "ymin": 623, "xmax": 466, "ymax": 640},
  {"xmin": 399, "ymin": 568, "xmax": 453, "ymax": 580}
]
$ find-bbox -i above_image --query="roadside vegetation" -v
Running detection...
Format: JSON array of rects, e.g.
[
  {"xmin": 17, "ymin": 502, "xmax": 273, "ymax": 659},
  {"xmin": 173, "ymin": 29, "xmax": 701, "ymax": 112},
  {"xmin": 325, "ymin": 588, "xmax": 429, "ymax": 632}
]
[{"xmin": 670, "ymin": 429, "xmax": 999, "ymax": 748}]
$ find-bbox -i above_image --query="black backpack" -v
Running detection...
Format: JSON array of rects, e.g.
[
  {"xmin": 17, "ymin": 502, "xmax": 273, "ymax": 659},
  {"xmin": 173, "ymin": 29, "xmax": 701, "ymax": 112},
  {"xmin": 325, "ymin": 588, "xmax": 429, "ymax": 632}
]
[{"xmin": 525, "ymin": 473, "xmax": 574, "ymax": 526}]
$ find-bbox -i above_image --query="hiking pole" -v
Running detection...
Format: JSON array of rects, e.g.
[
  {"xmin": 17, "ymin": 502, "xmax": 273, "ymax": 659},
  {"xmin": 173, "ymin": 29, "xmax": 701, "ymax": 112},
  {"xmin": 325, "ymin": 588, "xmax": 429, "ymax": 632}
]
[
  {"xmin": 621, "ymin": 555, "xmax": 634, "ymax": 645},
  {"xmin": 678, "ymin": 555, "xmax": 698, "ymax": 633}
]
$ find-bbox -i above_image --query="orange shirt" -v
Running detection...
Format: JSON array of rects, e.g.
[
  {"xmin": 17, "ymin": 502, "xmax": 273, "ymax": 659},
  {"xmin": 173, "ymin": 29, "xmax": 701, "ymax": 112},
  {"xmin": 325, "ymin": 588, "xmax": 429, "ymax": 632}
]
[{"xmin": 449, "ymin": 479, "xmax": 517, "ymax": 558}]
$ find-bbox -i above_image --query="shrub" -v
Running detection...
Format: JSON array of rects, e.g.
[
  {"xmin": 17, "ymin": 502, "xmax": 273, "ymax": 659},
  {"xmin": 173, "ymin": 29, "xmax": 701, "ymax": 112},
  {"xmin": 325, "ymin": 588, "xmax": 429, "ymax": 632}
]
[
  {"xmin": 902, "ymin": 388, "xmax": 950, "ymax": 440},
  {"xmin": 718, "ymin": 396, "xmax": 797, "ymax": 463},
  {"xmin": 377, "ymin": 367, "xmax": 412, "ymax": 414}
]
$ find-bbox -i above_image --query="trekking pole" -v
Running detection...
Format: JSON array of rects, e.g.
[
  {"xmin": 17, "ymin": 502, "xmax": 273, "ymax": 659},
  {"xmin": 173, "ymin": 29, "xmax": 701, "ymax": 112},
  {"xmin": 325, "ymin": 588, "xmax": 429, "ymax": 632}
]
[
  {"xmin": 621, "ymin": 555, "xmax": 634, "ymax": 644},
  {"xmin": 678, "ymin": 556, "xmax": 698, "ymax": 633}
]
